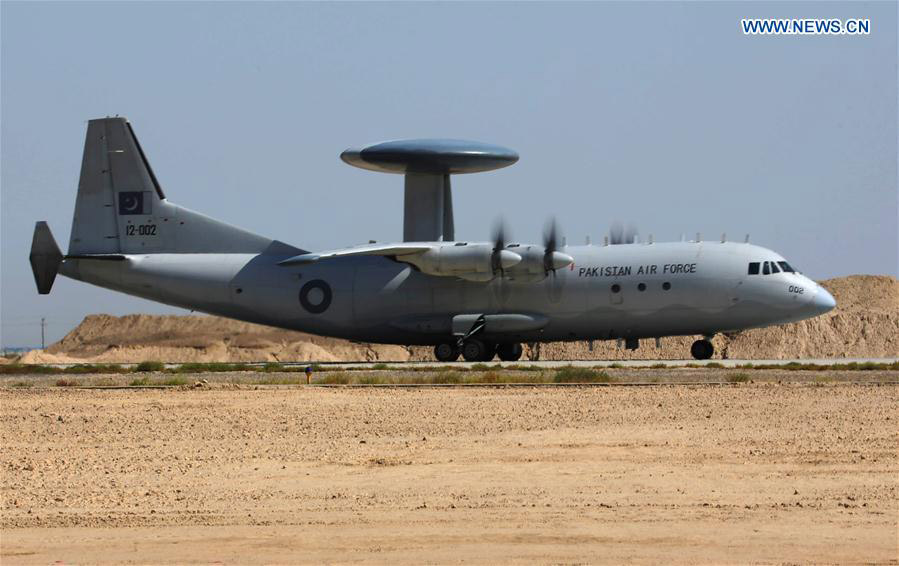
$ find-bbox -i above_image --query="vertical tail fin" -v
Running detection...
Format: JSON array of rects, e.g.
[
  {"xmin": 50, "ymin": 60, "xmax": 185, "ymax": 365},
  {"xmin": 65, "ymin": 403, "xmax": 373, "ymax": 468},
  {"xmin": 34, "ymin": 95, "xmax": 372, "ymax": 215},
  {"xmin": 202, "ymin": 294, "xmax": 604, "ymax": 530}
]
[
  {"xmin": 67, "ymin": 117, "xmax": 288, "ymax": 255},
  {"xmin": 68, "ymin": 117, "xmax": 164, "ymax": 254}
]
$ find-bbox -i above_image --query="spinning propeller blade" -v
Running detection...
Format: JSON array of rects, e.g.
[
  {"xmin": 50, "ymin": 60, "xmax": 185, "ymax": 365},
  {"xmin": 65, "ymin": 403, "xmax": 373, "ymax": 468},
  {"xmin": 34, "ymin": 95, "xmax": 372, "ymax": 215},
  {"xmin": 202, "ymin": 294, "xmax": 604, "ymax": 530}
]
[
  {"xmin": 609, "ymin": 221, "xmax": 638, "ymax": 245},
  {"xmin": 491, "ymin": 218, "xmax": 520, "ymax": 276},
  {"xmin": 543, "ymin": 218, "xmax": 573, "ymax": 273}
]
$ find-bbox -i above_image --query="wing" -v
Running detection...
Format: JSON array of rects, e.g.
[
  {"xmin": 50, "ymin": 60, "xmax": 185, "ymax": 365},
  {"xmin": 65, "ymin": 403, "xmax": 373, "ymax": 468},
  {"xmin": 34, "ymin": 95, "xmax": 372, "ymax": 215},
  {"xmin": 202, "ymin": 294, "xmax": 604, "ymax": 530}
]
[{"xmin": 278, "ymin": 243, "xmax": 434, "ymax": 266}]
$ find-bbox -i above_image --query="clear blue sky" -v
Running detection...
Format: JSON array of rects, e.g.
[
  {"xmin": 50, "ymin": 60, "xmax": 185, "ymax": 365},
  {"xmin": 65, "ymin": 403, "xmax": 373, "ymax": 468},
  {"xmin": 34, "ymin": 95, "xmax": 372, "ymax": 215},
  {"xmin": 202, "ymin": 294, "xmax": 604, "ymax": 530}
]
[{"xmin": 2, "ymin": 1, "xmax": 897, "ymax": 347}]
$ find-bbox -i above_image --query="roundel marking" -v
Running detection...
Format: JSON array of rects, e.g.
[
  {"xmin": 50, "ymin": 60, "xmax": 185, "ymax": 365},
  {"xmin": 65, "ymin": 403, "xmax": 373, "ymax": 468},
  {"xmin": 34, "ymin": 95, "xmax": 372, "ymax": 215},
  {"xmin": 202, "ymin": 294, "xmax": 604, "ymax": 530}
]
[{"xmin": 299, "ymin": 279, "xmax": 332, "ymax": 314}]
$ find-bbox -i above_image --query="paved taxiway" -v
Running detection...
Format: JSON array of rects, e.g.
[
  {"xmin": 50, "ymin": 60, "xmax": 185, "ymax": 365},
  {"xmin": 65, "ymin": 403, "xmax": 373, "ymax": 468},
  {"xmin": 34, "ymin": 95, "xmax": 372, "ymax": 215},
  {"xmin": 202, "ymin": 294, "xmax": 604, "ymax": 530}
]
[
  {"xmin": 36, "ymin": 357, "xmax": 899, "ymax": 370},
  {"xmin": 315, "ymin": 357, "xmax": 898, "ymax": 369}
]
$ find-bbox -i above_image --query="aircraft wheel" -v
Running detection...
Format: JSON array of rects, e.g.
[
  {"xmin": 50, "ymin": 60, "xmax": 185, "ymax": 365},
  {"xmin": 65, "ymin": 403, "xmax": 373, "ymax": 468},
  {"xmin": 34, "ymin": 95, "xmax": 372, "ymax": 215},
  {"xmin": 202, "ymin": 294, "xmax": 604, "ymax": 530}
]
[
  {"xmin": 479, "ymin": 342, "xmax": 498, "ymax": 361},
  {"xmin": 690, "ymin": 339, "xmax": 714, "ymax": 360},
  {"xmin": 434, "ymin": 343, "xmax": 460, "ymax": 362},
  {"xmin": 462, "ymin": 339, "xmax": 492, "ymax": 362},
  {"xmin": 496, "ymin": 343, "xmax": 523, "ymax": 362}
]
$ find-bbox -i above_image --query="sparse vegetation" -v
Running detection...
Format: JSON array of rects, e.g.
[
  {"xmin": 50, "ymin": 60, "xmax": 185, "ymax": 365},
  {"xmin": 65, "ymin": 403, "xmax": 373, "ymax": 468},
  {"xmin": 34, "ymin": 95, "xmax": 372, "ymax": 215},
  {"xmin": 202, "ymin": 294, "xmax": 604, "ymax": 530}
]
[
  {"xmin": 172, "ymin": 362, "xmax": 252, "ymax": 373},
  {"xmin": 733, "ymin": 361, "xmax": 899, "ymax": 371},
  {"xmin": 1, "ymin": 357, "xmax": 895, "ymax": 388},
  {"xmin": 430, "ymin": 371, "xmax": 463, "ymax": 384},
  {"xmin": 0, "ymin": 364, "xmax": 59, "ymax": 375},
  {"xmin": 470, "ymin": 363, "xmax": 503, "ymax": 371},
  {"xmin": 355, "ymin": 374, "xmax": 386, "ymax": 385},
  {"xmin": 478, "ymin": 370, "xmax": 502, "ymax": 383},
  {"xmin": 505, "ymin": 364, "xmax": 542, "ymax": 371},
  {"xmin": 135, "ymin": 361, "xmax": 165, "ymax": 372},
  {"xmin": 553, "ymin": 366, "xmax": 614, "ymax": 383},
  {"xmin": 318, "ymin": 372, "xmax": 352, "ymax": 385},
  {"xmin": 66, "ymin": 364, "xmax": 126, "ymax": 374},
  {"xmin": 245, "ymin": 374, "xmax": 303, "ymax": 385}
]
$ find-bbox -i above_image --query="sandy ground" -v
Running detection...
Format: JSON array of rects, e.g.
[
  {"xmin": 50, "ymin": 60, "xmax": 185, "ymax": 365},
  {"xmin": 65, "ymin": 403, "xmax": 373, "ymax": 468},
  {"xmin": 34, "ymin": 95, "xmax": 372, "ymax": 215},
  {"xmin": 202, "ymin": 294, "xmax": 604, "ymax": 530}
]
[{"xmin": 2, "ymin": 381, "xmax": 897, "ymax": 564}]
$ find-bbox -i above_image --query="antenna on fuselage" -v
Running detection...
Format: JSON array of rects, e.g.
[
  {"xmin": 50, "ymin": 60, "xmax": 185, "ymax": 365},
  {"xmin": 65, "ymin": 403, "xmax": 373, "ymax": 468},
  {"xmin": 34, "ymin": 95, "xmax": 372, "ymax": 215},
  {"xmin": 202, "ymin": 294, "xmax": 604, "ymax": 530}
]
[
  {"xmin": 648, "ymin": 234, "xmax": 654, "ymax": 244},
  {"xmin": 603, "ymin": 236, "xmax": 609, "ymax": 246},
  {"xmin": 721, "ymin": 233, "xmax": 726, "ymax": 243},
  {"xmin": 744, "ymin": 234, "xmax": 750, "ymax": 243},
  {"xmin": 585, "ymin": 235, "xmax": 591, "ymax": 245},
  {"xmin": 695, "ymin": 232, "xmax": 701, "ymax": 243}
]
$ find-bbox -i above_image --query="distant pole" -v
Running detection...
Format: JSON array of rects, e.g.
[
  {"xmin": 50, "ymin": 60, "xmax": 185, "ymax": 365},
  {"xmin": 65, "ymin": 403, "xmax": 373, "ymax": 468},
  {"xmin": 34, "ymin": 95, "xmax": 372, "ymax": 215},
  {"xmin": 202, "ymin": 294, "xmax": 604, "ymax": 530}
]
[{"xmin": 41, "ymin": 317, "xmax": 46, "ymax": 349}]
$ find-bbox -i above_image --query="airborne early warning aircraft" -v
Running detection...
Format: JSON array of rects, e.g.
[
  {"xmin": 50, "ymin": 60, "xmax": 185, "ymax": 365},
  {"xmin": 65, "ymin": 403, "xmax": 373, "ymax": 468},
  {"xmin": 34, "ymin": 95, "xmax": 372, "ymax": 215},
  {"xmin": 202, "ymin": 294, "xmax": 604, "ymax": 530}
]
[{"xmin": 29, "ymin": 117, "xmax": 836, "ymax": 361}]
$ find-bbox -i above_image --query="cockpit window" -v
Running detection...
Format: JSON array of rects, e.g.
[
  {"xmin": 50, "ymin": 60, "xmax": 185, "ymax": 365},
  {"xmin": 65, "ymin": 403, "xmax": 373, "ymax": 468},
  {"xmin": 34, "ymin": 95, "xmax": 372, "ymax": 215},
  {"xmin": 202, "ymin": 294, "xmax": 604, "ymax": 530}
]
[
  {"xmin": 748, "ymin": 262, "xmax": 760, "ymax": 275},
  {"xmin": 770, "ymin": 261, "xmax": 781, "ymax": 273},
  {"xmin": 778, "ymin": 261, "xmax": 795, "ymax": 273},
  {"xmin": 762, "ymin": 261, "xmax": 770, "ymax": 275}
]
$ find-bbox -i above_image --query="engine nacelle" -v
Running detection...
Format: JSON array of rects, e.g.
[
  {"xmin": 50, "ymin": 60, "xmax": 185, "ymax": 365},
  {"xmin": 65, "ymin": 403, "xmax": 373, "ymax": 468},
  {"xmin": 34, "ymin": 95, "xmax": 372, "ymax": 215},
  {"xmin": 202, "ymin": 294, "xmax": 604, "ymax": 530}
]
[
  {"xmin": 400, "ymin": 244, "xmax": 521, "ymax": 281},
  {"xmin": 503, "ymin": 245, "xmax": 574, "ymax": 280}
]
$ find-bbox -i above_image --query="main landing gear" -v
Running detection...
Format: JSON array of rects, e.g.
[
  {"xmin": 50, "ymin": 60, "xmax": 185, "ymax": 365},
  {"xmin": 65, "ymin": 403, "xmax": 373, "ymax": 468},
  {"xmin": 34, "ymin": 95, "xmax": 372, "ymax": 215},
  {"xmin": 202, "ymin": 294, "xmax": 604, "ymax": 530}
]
[
  {"xmin": 434, "ymin": 342, "xmax": 460, "ymax": 362},
  {"xmin": 496, "ymin": 343, "xmax": 523, "ymax": 362},
  {"xmin": 433, "ymin": 340, "xmax": 524, "ymax": 362},
  {"xmin": 690, "ymin": 338, "xmax": 714, "ymax": 360}
]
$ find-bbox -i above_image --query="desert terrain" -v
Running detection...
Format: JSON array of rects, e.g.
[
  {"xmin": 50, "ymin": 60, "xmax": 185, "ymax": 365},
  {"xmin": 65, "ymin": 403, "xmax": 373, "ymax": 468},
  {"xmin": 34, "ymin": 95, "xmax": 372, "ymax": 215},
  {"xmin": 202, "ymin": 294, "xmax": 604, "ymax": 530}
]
[
  {"xmin": 2, "ymin": 379, "xmax": 897, "ymax": 564},
  {"xmin": 2, "ymin": 274, "xmax": 897, "ymax": 563},
  {"xmin": 15, "ymin": 275, "xmax": 899, "ymax": 364}
]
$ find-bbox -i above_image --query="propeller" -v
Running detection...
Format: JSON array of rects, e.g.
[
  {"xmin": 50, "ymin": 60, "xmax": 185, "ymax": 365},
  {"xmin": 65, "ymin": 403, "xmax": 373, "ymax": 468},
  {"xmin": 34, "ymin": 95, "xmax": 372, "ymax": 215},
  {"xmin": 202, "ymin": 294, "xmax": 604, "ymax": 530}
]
[
  {"xmin": 609, "ymin": 221, "xmax": 638, "ymax": 245},
  {"xmin": 543, "ymin": 218, "xmax": 573, "ymax": 273},
  {"xmin": 491, "ymin": 219, "xmax": 521, "ymax": 276}
]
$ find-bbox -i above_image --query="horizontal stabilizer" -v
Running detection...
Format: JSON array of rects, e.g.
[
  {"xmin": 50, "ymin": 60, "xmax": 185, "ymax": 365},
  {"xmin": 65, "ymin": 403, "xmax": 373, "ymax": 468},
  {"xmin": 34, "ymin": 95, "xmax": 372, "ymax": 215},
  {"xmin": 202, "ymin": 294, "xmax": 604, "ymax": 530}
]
[{"xmin": 29, "ymin": 221, "xmax": 63, "ymax": 294}]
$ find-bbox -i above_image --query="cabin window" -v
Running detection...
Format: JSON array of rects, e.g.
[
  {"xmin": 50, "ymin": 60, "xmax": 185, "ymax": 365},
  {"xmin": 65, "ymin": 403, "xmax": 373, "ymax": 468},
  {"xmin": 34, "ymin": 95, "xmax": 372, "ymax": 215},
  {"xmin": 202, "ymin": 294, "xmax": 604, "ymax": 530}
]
[
  {"xmin": 748, "ymin": 262, "xmax": 760, "ymax": 275},
  {"xmin": 662, "ymin": 282, "xmax": 671, "ymax": 290},
  {"xmin": 611, "ymin": 283, "xmax": 621, "ymax": 293},
  {"xmin": 762, "ymin": 261, "xmax": 770, "ymax": 275},
  {"xmin": 637, "ymin": 283, "xmax": 646, "ymax": 292},
  {"xmin": 778, "ymin": 261, "xmax": 795, "ymax": 273}
]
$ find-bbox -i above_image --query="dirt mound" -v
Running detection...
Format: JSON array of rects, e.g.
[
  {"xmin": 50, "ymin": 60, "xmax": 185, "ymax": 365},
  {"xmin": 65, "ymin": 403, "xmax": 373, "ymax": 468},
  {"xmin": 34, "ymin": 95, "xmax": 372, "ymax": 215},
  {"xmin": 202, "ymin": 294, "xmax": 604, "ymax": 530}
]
[
  {"xmin": 19, "ymin": 275, "xmax": 898, "ymax": 363},
  {"xmin": 25, "ymin": 314, "xmax": 410, "ymax": 364}
]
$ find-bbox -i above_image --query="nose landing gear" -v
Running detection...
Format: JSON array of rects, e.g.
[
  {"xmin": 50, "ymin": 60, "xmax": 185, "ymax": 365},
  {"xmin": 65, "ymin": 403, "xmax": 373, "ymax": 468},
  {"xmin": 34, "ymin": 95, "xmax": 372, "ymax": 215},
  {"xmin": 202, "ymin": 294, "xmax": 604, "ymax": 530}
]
[{"xmin": 690, "ymin": 338, "xmax": 714, "ymax": 360}]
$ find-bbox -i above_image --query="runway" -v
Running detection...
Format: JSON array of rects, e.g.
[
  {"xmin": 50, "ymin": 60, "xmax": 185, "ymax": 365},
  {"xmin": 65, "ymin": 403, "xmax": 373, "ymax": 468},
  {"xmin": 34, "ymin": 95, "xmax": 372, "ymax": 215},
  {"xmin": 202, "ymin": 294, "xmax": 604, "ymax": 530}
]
[
  {"xmin": 33, "ymin": 357, "xmax": 899, "ymax": 370},
  {"xmin": 311, "ymin": 357, "xmax": 898, "ymax": 370}
]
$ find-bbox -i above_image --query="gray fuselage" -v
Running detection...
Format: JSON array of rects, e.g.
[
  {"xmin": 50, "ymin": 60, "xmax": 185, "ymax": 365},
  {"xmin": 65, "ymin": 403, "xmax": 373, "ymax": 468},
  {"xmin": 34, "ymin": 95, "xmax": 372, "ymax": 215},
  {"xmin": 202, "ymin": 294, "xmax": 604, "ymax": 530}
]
[{"xmin": 59, "ymin": 239, "xmax": 835, "ymax": 346}]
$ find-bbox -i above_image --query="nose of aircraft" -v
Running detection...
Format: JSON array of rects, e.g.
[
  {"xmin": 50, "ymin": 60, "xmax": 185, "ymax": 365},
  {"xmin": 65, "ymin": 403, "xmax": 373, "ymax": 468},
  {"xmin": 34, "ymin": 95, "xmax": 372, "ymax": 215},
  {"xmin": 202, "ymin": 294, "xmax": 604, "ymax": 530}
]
[{"xmin": 812, "ymin": 286, "xmax": 837, "ymax": 314}]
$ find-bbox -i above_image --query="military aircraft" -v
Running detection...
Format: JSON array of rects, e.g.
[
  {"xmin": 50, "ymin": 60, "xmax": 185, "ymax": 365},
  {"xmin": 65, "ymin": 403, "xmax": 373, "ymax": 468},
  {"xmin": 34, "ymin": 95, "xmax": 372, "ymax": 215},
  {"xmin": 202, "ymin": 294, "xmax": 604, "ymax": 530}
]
[{"xmin": 29, "ymin": 117, "xmax": 836, "ymax": 361}]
